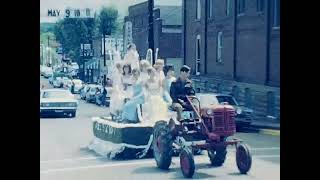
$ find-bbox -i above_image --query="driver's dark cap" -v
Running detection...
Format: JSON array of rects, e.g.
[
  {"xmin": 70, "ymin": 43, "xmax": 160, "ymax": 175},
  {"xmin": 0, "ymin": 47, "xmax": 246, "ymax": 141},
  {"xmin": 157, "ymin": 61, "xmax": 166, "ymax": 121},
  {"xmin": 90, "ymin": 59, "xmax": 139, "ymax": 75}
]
[{"xmin": 180, "ymin": 65, "xmax": 191, "ymax": 73}]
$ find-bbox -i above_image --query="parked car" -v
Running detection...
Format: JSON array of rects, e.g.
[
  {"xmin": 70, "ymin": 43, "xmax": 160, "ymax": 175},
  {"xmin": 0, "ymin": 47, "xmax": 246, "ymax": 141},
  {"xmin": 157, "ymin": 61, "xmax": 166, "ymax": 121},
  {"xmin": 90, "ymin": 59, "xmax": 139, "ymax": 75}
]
[
  {"xmin": 80, "ymin": 84, "xmax": 89, "ymax": 100},
  {"xmin": 95, "ymin": 86, "xmax": 111, "ymax": 106},
  {"xmin": 42, "ymin": 67, "xmax": 53, "ymax": 78},
  {"xmin": 40, "ymin": 89, "xmax": 78, "ymax": 118},
  {"xmin": 80, "ymin": 84, "xmax": 95, "ymax": 100},
  {"xmin": 40, "ymin": 65, "xmax": 47, "ymax": 76},
  {"xmin": 105, "ymin": 87, "xmax": 111, "ymax": 106},
  {"xmin": 48, "ymin": 75, "xmax": 53, "ymax": 84},
  {"xmin": 86, "ymin": 85, "xmax": 101, "ymax": 103},
  {"xmin": 40, "ymin": 65, "xmax": 44, "ymax": 76},
  {"xmin": 196, "ymin": 93, "xmax": 254, "ymax": 129},
  {"xmin": 68, "ymin": 79, "xmax": 83, "ymax": 94},
  {"xmin": 62, "ymin": 77, "xmax": 70, "ymax": 85},
  {"xmin": 53, "ymin": 77, "xmax": 63, "ymax": 88}
]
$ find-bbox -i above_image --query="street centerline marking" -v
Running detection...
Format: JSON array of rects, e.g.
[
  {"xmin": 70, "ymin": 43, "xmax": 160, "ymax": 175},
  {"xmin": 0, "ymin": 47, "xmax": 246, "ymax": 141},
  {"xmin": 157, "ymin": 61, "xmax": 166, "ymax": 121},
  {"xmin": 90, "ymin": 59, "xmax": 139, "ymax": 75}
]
[
  {"xmin": 40, "ymin": 159, "xmax": 155, "ymax": 174},
  {"xmin": 40, "ymin": 147, "xmax": 280, "ymax": 164},
  {"xmin": 40, "ymin": 156, "xmax": 105, "ymax": 164},
  {"xmin": 40, "ymin": 154, "xmax": 280, "ymax": 174}
]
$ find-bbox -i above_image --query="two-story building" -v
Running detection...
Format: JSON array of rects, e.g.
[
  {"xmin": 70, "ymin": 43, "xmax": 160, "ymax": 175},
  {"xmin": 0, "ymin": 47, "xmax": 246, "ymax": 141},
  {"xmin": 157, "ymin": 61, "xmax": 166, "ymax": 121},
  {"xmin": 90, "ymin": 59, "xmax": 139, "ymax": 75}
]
[
  {"xmin": 182, "ymin": 0, "xmax": 280, "ymax": 122},
  {"xmin": 124, "ymin": 1, "xmax": 183, "ymax": 73}
]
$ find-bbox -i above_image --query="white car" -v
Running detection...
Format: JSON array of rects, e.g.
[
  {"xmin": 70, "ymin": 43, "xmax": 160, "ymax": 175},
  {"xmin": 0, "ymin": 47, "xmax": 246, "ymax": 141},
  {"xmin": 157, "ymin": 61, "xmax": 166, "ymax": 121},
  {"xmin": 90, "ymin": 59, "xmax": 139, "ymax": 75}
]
[
  {"xmin": 69, "ymin": 79, "xmax": 83, "ymax": 94},
  {"xmin": 85, "ymin": 85, "xmax": 101, "ymax": 103},
  {"xmin": 42, "ymin": 67, "xmax": 53, "ymax": 78},
  {"xmin": 44, "ymin": 68, "xmax": 53, "ymax": 78},
  {"xmin": 40, "ymin": 89, "xmax": 78, "ymax": 118},
  {"xmin": 53, "ymin": 77, "xmax": 63, "ymax": 88},
  {"xmin": 70, "ymin": 62, "xmax": 79, "ymax": 70},
  {"xmin": 61, "ymin": 77, "xmax": 71, "ymax": 87}
]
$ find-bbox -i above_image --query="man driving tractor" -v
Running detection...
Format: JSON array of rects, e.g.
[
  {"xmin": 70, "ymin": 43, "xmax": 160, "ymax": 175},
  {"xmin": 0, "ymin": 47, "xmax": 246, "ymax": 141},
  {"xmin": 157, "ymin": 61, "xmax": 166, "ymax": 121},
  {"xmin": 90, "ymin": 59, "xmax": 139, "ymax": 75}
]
[{"xmin": 170, "ymin": 65, "xmax": 197, "ymax": 121}]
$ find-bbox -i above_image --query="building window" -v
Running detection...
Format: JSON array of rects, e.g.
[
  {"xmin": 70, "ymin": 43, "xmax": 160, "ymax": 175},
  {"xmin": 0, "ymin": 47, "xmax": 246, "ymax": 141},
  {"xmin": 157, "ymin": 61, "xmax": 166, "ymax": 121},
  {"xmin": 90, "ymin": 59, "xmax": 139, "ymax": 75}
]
[
  {"xmin": 257, "ymin": 0, "xmax": 264, "ymax": 12},
  {"xmin": 273, "ymin": 0, "xmax": 280, "ymax": 27},
  {"xmin": 217, "ymin": 31, "xmax": 223, "ymax": 63},
  {"xmin": 238, "ymin": 0, "xmax": 246, "ymax": 15},
  {"xmin": 195, "ymin": 35, "xmax": 201, "ymax": 75},
  {"xmin": 216, "ymin": 83, "xmax": 222, "ymax": 93},
  {"xmin": 245, "ymin": 88, "xmax": 253, "ymax": 108},
  {"xmin": 267, "ymin": 91, "xmax": 275, "ymax": 116},
  {"xmin": 226, "ymin": 0, "xmax": 232, "ymax": 16},
  {"xmin": 209, "ymin": 0, "xmax": 213, "ymax": 18},
  {"xmin": 196, "ymin": 0, "xmax": 201, "ymax": 20}
]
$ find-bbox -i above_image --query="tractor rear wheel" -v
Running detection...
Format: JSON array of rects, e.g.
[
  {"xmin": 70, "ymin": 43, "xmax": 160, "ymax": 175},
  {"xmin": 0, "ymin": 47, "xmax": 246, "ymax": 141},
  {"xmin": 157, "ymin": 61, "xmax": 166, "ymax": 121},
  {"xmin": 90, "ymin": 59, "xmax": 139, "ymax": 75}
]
[
  {"xmin": 208, "ymin": 138, "xmax": 227, "ymax": 167},
  {"xmin": 153, "ymin": 120, "xmax": 173, "ymax": 170}
]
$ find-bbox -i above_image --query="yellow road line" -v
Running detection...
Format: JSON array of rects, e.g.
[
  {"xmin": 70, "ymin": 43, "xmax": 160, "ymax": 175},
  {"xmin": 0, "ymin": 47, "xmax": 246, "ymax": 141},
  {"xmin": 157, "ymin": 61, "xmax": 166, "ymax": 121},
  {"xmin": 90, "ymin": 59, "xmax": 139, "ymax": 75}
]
[{"xmin": 259, "ymin": 129, "xmax": 280, "ymax": 136}]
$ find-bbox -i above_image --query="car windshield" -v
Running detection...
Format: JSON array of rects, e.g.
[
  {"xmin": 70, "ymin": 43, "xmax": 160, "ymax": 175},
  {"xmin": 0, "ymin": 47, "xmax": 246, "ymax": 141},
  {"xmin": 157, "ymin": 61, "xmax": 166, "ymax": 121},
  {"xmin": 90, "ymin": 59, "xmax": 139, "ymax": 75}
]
[
  {"xmin": 198, "ymin": 95, "xmax": 219, "ymax": 107},
  {"xmin": 42, "ymin": 91, "xmax": 72, "ymax": 98},
  {"xmin": 216, "ymin": 96, "xmax": 238, "ymax": 106}
]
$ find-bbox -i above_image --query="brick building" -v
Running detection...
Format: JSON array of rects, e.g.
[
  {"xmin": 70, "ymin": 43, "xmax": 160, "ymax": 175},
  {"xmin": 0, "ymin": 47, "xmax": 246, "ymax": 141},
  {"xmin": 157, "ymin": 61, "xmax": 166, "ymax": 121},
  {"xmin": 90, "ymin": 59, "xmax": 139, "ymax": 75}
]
[
  {"xmin": 183, "ymin": 0, "xmax": 280, "ymax": 122},
  {"xmin": 124, "ymin": 1, "xmax": 183, "ymax": 72}
]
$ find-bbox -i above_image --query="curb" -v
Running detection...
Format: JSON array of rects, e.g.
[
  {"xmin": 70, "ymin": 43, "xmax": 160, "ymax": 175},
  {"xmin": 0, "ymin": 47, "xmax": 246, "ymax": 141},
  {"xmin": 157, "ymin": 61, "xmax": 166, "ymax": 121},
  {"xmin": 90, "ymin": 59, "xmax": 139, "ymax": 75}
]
[
  {"xmin": 259, "ymin": 129, "xmax": 280, "ymax": 136},
  {"xmin": 250, "ymin": 124, "xmax": 280, "ymax": 131}
]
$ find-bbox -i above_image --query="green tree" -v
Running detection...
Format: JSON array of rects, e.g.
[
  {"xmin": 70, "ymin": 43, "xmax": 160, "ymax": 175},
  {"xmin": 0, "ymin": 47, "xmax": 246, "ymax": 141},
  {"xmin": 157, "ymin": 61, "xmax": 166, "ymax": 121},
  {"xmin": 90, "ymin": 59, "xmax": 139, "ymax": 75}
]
[
  {"xmin": 98, "ymin": 6, "xmax": 119, "ymax": 36},
  {"xmin": 53, "ymin": 18, "xmax": 96, "ymax": 64}
]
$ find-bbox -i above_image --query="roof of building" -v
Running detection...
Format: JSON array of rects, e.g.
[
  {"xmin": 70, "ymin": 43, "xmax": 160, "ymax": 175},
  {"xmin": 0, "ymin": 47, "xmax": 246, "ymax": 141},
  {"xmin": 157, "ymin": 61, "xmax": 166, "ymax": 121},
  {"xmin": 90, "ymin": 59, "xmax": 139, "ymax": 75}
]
[{"xmin": 155, "ymin": 6, "xmax": 182, "ymax": 26}]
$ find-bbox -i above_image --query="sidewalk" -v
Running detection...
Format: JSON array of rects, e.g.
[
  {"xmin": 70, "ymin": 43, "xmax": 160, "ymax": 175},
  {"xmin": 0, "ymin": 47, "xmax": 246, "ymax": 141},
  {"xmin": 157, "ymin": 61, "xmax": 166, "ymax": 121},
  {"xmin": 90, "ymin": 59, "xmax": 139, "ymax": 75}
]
[
  {"xmin": 251, "ymin": 119, "xmax": 280, "ymax": 130},
  {"xmin": 248, "ymin": 118, "xmax": 280, "ymax": 136}
]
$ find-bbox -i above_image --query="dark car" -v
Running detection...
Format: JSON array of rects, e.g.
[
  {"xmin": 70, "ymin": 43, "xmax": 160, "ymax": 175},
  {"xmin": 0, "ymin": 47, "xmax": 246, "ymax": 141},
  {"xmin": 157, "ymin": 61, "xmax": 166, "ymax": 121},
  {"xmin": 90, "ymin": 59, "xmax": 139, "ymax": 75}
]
[{"xmin": 196, "ymin": 93, "xmax": 254, "ymax": 129}]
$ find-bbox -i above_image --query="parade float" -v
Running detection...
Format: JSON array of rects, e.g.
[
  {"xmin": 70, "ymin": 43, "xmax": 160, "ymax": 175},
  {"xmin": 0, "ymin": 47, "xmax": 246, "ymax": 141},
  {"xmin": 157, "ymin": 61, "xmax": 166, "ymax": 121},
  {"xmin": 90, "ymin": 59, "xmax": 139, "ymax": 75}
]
[
  {"xmin": 87, "ymin": 48, "xmax": 171, "ymax": 159},
  {"xmin": 87, "ymin": 47, "xmax": 252, "ymax": 178}
]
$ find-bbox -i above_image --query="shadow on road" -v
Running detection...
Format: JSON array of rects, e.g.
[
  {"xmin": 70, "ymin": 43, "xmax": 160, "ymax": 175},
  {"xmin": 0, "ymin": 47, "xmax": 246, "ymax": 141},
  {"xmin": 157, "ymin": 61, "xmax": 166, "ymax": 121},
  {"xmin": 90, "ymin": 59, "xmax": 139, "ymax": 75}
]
[{"xmin": 131, "ymin": 162, "xmax": 222, "ymax": 179}]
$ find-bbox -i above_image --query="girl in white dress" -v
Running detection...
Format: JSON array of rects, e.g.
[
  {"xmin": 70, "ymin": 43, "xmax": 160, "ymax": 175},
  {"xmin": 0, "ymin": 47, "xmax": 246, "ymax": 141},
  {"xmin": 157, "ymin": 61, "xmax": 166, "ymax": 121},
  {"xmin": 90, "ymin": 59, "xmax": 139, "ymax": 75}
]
[
  {"xmin": 163, "ymin": 65, "xmax": 176, "ymax": 105},
  {"xmin": 124, "ymin": 43, "xmax": 140, "ymax": 70},
  {"xmin": 109, "ymin": 62, "xmax": 125, "ymax": 118},
  {"xmin": 143, "ymin": 67, "xmax": 168, "ymax": 124},
  {"xmin": 121, "ymin": 64, "xmax": 133, "ymax": 91},
  {"xmin": 154, "ymin": 59, "xmax": 165, "ymax": 83},
  {"xmin": 139, "ymin": 60, "xmax": 151, "ymax": 84}
]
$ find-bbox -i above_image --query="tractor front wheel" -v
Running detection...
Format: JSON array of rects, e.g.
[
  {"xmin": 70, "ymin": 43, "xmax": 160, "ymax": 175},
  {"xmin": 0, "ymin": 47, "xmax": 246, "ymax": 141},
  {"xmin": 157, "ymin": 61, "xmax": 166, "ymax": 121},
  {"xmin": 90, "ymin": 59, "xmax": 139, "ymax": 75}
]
[
  {"xmin": 180, "ymin": 148, "xmax": 195, "ymax": 178},
  {"xmin": 236, "ymin": 143, "xmax": 252, "ymax": 174}
]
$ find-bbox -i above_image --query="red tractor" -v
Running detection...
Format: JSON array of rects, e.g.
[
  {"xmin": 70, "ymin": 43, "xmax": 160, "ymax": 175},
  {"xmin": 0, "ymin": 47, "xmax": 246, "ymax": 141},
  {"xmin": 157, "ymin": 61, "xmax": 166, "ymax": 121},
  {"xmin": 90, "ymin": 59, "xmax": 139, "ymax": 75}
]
[{"xmin": 152, "ymin": 96, "xmax": 252, "ymax": 178}]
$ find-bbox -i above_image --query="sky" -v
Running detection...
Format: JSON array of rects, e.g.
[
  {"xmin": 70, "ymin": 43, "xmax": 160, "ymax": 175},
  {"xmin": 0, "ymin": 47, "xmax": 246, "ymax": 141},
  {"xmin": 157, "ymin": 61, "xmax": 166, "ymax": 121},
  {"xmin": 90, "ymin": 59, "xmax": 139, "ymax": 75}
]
[{"xmin": 40, "ymin": 0, "xmax": 182, "ymax": 23}]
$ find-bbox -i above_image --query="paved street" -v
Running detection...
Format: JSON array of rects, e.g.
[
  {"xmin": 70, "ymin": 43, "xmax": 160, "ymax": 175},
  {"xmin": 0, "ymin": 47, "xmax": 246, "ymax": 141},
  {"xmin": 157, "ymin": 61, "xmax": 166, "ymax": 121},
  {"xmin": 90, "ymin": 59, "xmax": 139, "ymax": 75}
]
[{"xmin": 40, "ymin": 76, "xmax": 280, "ymax": 180}]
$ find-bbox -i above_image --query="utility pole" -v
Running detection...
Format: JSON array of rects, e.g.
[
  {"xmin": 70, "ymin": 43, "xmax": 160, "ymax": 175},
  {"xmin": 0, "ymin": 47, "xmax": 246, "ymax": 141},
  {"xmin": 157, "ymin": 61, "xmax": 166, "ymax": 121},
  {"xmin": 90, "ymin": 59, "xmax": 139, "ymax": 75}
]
[
  {"xmin": 233, "ymin": 0, "xmax": 238, "ymax": 80},
  {"xmin": 47, "ymin": 36, "xmax": 50, "ymax": 47},
  {"xmin": 48, "ymin": 36, "xmax": 51, "ymax": 66},
  {"xmin": 103, "ymin": 34, "xmax": 106, "ymax": 86},
  {"xmin": 148, "ymin": 0, "xmax": 155, "ymax": 64},
  {"xmin": 265, "ymin": 0, "xmax": 271, "ymax": 85}
]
